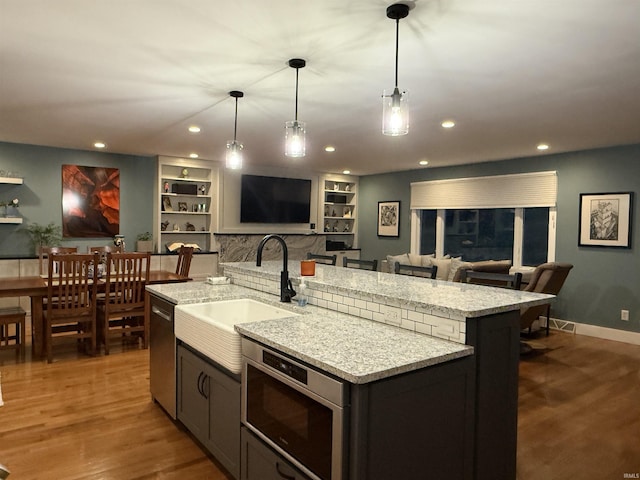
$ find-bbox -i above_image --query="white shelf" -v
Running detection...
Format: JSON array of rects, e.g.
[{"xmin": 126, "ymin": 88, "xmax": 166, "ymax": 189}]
[
  {"xmin": 162, "ymin": 175, "xmax": 211, "ymax": 183},
  {"xmin": 0, "ymin": 177, "xmax": 24, "ymax": 185},
  {"xmin": 162, "ymin": 211, "xmax": 210, "ymax": 215},
  {"xmin": 161, "ymin": 192, "xmax": 211, "ymax": 198},
  {"xmin": 324, "ymin": 189, "xmax": 354, "ymax": 194},
  {"xmin": 322, "ymin": 176, "xmax": 358, "ymax": 249},
  {"xmin": 156, "ymin": 156, "xmax": 219, "ymax": 254},
  {"xmin": 0, "ymin": 217, "xmax": 23, "ymax": 224}
]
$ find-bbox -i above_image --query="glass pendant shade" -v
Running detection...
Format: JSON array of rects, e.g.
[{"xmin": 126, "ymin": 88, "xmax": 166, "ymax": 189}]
[
  {"xmin": 226, "ymin": 140, "xmax": 243, "ymax": 170},
  {"xmin": 382, "ymin": 87, "xmax": 409, "ymax": 136},
  {"xmin": 285, "ymin": 58, "xmax": 306, "ymax": 158},
  {"xmin": 382, "ymin": 3, "xmax": 411, "ymax": 136},
  {"xmin": 225, "ymin": 90, "xmax": 244, "ymax": 169},
  {"xmin": 285, "ymin": 120, "xmax": 306, "ymax": 157}
]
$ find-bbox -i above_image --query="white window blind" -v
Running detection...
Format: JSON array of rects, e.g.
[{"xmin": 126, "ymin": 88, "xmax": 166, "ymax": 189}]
[{"xmin": 410, "ymin": 171, "xmax": 557, "ymax": 209}]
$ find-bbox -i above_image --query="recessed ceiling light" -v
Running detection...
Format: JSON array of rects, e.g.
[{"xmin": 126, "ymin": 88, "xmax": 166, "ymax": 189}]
[
  {"xmin": 188, "ymin": 126, "xmax": 201, "ymax": 133},
  {"xmin": 441, "ymin": 120, "xmax": 455, "ymax": 129},
  {"xmin": 189, "ymin": 153, "xmax": 199, "ymax": 158},
  {"xmin": 537, "ymin": 143, "xmax": 550, "ymax": 151},
  {"xmin": 342, "ymin": 170, "xmax": 351, "ymax": 175},
  {"xmin": 94, "ymin": 142, "xmax": 106, "ymax": 149},
  {"xmin": 325, "ymin": 146, "xmax": 336, "ymax": 152},
  {"xmin": 419, "ymin": 160, "xmax": 429, "ymax": 166}
]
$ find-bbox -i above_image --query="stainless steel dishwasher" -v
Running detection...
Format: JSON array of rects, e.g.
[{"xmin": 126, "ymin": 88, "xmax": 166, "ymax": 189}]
[{"xmin": 149, "ymin": 294, "xmax": 177, "ymax": 419}]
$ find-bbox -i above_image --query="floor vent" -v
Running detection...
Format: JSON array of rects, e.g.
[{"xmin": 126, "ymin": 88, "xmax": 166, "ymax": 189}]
[{"xmin": 549, "ymin": 318, "xmax": 576, "ymax": 333}]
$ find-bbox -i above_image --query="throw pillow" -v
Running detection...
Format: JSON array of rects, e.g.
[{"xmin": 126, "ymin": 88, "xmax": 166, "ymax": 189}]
[
  {"xmin": 408, "ymin": 253, "xmax": 434, "ymax": 266},
  {"xmin": 448, "ymin": 257, "xmax": 473, "ymax": 282},
  {"xmin": 430, "ymin": 257, "xmax": 452, "ymax": 281},
  {"xmin": 386, "ymin": 253, "xmax": 410, "ymax": 274}
]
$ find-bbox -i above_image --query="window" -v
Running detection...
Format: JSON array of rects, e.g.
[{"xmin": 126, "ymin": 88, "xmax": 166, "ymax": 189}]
[
  {"xmin": 410, "ymin": 172, "xmax": 557, "ymax": 267},
  {"xmin": 413, "ymin": 207, "xmax": 553, "ymax": 266},
  {"xmin": 445, "ymin": 209, "xmax": 515, "ymax": 262},
  {"xmin": 522, "ymin": 207, "xmax": 550, "ymax": 265},
  {"xmin": 418, "ymin": 210, "xmax": 436, "ymax": 254}
]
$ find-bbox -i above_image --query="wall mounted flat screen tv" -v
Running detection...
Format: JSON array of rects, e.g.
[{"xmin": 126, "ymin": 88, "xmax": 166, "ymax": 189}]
[{"xmin": 240, "ymin": 174, "xmax": 312, "ymax": 224}]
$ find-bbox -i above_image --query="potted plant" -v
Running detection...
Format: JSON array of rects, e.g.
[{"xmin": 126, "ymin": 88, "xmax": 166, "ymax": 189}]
[
  {"xmin": 22, "ymin": 222, "xmax": 63, "ymax": 254},
  {"xmin": 136, "ymin": 232, "xmax": 154, "ymax": 253}
]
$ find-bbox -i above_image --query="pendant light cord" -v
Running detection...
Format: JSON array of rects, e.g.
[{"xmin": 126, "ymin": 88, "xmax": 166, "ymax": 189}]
[
  {"xmin": 394, "ymin": 17, "xmax": 400, "ymax": 88},
  {"xmin": 294, "ymin": 67, "xmax": 299, "ymax": 121},
  {"xmin": 233, "ymin": 96, "xmax": 239, "ymax": 141}
]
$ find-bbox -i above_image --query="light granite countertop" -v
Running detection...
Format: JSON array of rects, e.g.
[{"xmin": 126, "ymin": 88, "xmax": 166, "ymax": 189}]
[
  {"xmin": 222, "ymin": 261, "xmax": 553, "ymax": 319},
  {"xmin": 146, "ymin": 281, "xmax": 473, "ymax": 384}
]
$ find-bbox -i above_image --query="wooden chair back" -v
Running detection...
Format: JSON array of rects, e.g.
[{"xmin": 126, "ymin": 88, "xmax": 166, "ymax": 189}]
[
  {"xmin": 43, "ymin": 252, "xmax": 99, "ymax": 363},
  {"xmin": 99, "ymin": 252, "xmax": 151, "ymax": 354},
  {"xmin": 306, "ymin": 252, "xmax": 337, "ymax": 265},
  {"xmin": 176, "ymin": 246, "xmax": 194, "ymax": 277},
  {"xmin": 39, "ymin": 246, "xmax": 78, "ymax": 275},
  {"xmin": 460, "ymin": 270, "xmax": 523, "ymax": 290},
  {"xmin": 394, "ymin": 263, "xmax": 438, "ymax": 279},
  {"xmin": 343, "ymin": 257, "xmax": 378, "ymax": 271}
]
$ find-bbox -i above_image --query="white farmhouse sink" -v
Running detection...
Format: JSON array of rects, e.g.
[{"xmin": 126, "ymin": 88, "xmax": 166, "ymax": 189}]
[{"xmin": 175, "ymin": 299, "xmax": 298, "ymax": 374}]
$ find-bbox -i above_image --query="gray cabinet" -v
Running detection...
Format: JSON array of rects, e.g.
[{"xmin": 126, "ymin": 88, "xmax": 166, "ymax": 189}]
[
  {"xmin": 241, "ymin": 427, "xmax": 312, "ymax": 480},
  {"xmin": 177, "ymin": 344, "xmax": 240, "ymax": 479}
]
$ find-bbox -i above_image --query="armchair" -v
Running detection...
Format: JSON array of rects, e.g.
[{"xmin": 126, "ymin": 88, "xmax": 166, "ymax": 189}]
[{"xmin": 520, "ymin": 262, "xmax": 574, "ymax": 336}]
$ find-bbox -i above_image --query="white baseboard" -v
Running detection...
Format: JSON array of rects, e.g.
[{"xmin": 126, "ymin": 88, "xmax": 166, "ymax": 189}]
[
  {"xmin": 574, "ymin": 322, "xmax": 640, "ymax": 346},
  {"xmin": 545, "ymin": 317, "xmax": 640, "ymax": 346}
]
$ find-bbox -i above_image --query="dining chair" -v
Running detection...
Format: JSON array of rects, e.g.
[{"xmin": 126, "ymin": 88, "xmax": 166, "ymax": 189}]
[
  {"xmin": 343, "ymin": 257, "xmax": 378, "ymax": 271},
  {"xmin": 176, "ymin": 246, "xmax": 194, "ymax": 277},
  {"xmin": 42, "ymin": 252, "xmax": 99, "ymax": 363},
  {"xmin": 38, "ymin": 246, "xmax": 78, "ymax": 275},
  {"xmin": 306, "ymin": 252, "xmax": 337, "ymax": 265},
  {"xmin": 394, "ymin": 262, "xmax": 438, "ymax": 279},
  {"xmin": 97, "ymin": 252, "xmax": 151, "ymax": 354}
]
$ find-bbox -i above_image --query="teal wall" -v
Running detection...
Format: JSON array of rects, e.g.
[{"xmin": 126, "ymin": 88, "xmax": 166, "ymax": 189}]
[
  {"xmin": 359, "ymin": 144, "xmax": 640, "ymax": 333},
  {"xmin": 0, "ymin": 142, "xmax": 155, "ymax": 257}
]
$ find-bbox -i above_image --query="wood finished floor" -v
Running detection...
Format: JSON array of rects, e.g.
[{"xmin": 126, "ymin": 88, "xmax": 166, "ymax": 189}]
[{"xmin": 1, "ymin": 331, "xmax": 639, "ymax": 479}]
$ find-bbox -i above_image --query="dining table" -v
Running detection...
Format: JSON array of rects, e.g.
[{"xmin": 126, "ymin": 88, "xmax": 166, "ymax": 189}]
[{"xmin": 0, "ymin": 270, "xmax": 190, "ymax": 358}]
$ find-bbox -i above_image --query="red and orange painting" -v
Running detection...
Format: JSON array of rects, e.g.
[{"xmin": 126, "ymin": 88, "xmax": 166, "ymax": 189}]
[{"xmin": 62, "ymin": 165, "xmax": 120, "ymax": 238}]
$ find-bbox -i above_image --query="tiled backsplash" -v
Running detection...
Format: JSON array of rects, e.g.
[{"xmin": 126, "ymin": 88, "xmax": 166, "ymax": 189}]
[{"xmin": 224, "ymin": 268, "xmax": 467, "ymax": 344}]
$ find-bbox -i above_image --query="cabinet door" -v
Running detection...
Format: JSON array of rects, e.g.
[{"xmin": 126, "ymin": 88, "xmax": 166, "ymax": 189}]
[
  {"xmin": 241, "ymin": 427, "xmax": 312, "ymax": 480},
  {"xmin": 177, "ymin": 345, "xmax": 209, "ymax": 446},
  {"xmin": 206, "ymin": 362, "xmax": 241, "ymax": 479}
]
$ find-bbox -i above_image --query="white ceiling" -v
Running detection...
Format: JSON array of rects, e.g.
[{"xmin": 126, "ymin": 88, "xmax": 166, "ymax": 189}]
[{"xmin": 1, "ymin": 0, "xmax": 639, "ymax": 176}]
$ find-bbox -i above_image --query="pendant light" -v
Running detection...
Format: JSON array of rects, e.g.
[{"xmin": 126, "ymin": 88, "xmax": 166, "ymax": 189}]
[
  {"xmin": 285, "ymin": 58, "xmax": 306, "ymax": 157},
  {"xmin": 226, "ymin": 90, "xmax": 244, "ymax": 170},
  {"xmin": 382, "ymin": 3, "xmax": 410, "ymax": 136}
]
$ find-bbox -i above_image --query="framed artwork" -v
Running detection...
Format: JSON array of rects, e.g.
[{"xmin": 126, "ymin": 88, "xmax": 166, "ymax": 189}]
[
  {"xmin": 178, "ymin": 201, "xmax": 188, "ymax": 212},
  {"xmin": 377, "ymin": 201, "xmax": 400, "ymax": 237},
  {"xmin": 579, "ymin": 192, "xmax": 633, "ymax": 248},
  {"xmin": 162, "ymin": 196, "xmax": 173, "ymax": 211},
  {"xmin": 62, "ymin": 164, "xmax": 120, "ymax": 238}
]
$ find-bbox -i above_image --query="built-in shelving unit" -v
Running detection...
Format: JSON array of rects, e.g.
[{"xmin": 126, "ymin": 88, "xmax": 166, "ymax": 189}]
[
  {"xmin": 0, "ymin": 176, "xmax": 24, "ymax": 224},
  {"xmin": 321, "ymin": 175, "xmax": 358, "ymax": 251},
  {"xmin": 155, "ymin": 156, "xmax": 219, "ymax": 253}
]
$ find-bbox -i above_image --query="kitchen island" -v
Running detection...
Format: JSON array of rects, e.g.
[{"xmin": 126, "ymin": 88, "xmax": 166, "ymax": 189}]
[{"xmin": 147, "ymin": 262, "xmax": 552, "ymax": 480}]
